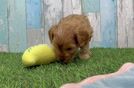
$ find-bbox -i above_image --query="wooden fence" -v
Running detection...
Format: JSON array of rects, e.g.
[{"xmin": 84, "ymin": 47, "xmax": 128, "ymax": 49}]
[{"xmin": 0, "ymin": 0, "xmax": 134, "ymax": 52}]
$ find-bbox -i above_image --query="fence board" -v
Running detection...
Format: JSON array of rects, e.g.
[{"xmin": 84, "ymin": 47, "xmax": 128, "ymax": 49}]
[
  {"xmin": 43, "ymin": 0, "xmax": 62, "ymax": 44},
  {"xmin": 100, "ymin": 0, "xmax": 117, "ymax": 47},
  {"xmin": 117, "ymin": 0, "xmax": 134, "ymax": 48},
  {"xmin": 0, "ymin": 0, "xmax": 8, "ymax": 52},
  {"xmin": 27, "ymin": 29, "xmax": 45, "ymax": 47},
  {"xmin": 87, "ymin": 13, "xmax": 101, "ymax": 47},
  {"xmin": 26, "ymin": 0, "xmax": 44, "ymax": 47},
  {"xmin": 63, "ymin": 0, "xmax": 73, "ymax": 17},
  {"xmin": 8, "ymin": 0, "xmax": 27, "ymax": 52},
  {"xmin": 63, "ymin": 0, "xmax": 82, "ymax": 17},
  {"xmin": 72, "ymin": 0, "xmax": 82, "ymax": 14},
  {"xmin": 26, "ymin": 0, "xmax": 42, "ymax": 29},
  {"xmin": 82, "ymin": 0, "xmax": 100, "ymax": 13}
]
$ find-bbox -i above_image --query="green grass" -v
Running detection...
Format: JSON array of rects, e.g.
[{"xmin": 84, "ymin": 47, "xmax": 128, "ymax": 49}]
[{"xmin": 0, "ymin": 48, "xmax": 134, "ymax": 88}]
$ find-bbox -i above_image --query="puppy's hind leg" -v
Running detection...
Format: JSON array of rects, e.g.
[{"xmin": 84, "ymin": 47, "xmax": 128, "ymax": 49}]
[{"xmin": 79, "ymin": 43, "xmax": 91, "ymax": 60}]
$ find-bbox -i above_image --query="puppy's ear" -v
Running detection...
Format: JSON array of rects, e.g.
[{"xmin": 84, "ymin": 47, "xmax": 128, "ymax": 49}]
[
  {"xmin": 74, "ymin": 33, "xmax": 79, "ymax": 46},
  {"xmin": 74, "ymin": 30, "xmax": 92, "ymax": 47},
  {"xmin": 48, "ymin": 25, "xmax": 58, "ymax": 42}
]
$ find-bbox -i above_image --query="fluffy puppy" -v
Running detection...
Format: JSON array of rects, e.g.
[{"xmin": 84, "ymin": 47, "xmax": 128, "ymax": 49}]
[{"xmin": 49, "ymin": 14, "xmax": 93, "ymax": 63}]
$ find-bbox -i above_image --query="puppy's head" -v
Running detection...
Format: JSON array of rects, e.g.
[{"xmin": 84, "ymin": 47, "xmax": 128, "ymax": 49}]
[{"xmin": 49, "ymin": 25, "xmax": 78, "ymax": 63}]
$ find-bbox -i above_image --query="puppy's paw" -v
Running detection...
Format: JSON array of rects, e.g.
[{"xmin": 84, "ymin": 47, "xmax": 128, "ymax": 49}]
[
  {"xmin": 79, "ymin": 50, "xmax": 91, "ymax": 60},
  {"xmin": 79, "ymin": 53, "xmax": 90, "ymax": 60}
]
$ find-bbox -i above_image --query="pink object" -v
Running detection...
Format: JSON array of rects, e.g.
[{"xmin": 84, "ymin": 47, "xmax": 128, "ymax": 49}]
[{"xmin": 60, "ymin": 63, "xmax": 134, "ymax": 88}]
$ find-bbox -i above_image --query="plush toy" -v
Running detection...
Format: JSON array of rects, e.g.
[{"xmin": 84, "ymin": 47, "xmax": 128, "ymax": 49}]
[{"xmin": 22, "ymin": 44, "xmax": 57, "ymax": 67}]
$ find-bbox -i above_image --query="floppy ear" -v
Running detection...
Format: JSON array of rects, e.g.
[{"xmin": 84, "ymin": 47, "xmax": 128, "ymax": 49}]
[
  {"xmin": 48, "ymin": 25, "xmax": 58, "ymax": 42},
  {"xmin": 74, "ymin": 32, "xmax": 79, "ymax": 46},
  {"xmin": 74, "ymin": 30, "xmax": 93, "ymax": 47}
]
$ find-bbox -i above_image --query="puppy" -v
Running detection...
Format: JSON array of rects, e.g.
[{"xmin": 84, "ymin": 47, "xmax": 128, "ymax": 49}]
[{"xmin": 49, "ymin": 14, "xmax": 93, "ymax": 63}]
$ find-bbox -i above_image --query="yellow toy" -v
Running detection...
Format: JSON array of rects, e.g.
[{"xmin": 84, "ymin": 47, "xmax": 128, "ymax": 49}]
[{"xmin": 22, "ymin": 44, "xmax": 57, "ymax": 67}]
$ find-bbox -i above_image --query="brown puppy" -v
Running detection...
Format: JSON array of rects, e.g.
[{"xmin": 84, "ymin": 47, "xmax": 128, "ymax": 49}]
[{"xmin": 49, "ymin": 14, "xmax": 93, "ymax": 63}]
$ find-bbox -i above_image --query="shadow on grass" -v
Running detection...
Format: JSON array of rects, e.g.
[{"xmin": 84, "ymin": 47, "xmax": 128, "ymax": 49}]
[{"xmin": 24, "ymin": 65, "xmax": 41, "ymax": 69}]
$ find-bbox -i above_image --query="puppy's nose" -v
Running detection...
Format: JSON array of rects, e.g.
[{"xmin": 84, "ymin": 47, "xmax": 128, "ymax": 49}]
[
  {"xmin": 59, "ymin": 55, "xmax": 64, "ymax": 60},
  {"xmin": 60, "ymin": 55, "xmax": 68, "ymax": 60},
  {"xmin": 64, "ymin": 53, "xmax": 69, "ymax": 57},
  {"xmin": 60, "ymin": 58, "xmax": 64, "ymax": 62}
]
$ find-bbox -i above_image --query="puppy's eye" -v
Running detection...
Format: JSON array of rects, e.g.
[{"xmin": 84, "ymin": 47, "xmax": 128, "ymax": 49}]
[{"xmin": 66, "ymin": 48, "xmax": 73, "ymax": 51}]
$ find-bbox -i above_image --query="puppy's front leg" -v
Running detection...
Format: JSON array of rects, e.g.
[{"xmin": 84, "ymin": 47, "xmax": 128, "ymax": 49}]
[{"xmin": 79, "ymin": 43, "xmax": 91, "ymax": 59}]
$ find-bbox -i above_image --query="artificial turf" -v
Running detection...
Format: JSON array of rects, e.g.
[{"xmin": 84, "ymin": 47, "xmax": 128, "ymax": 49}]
[{"xmin": 0, "ymin": 48, "xmax": 134, "ymax": 88}]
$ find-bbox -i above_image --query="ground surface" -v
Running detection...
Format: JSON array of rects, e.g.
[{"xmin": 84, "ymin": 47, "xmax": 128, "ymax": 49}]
[{"xmin": 0, "ymin": 48, "xmax": 134, "ymax": 88}]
